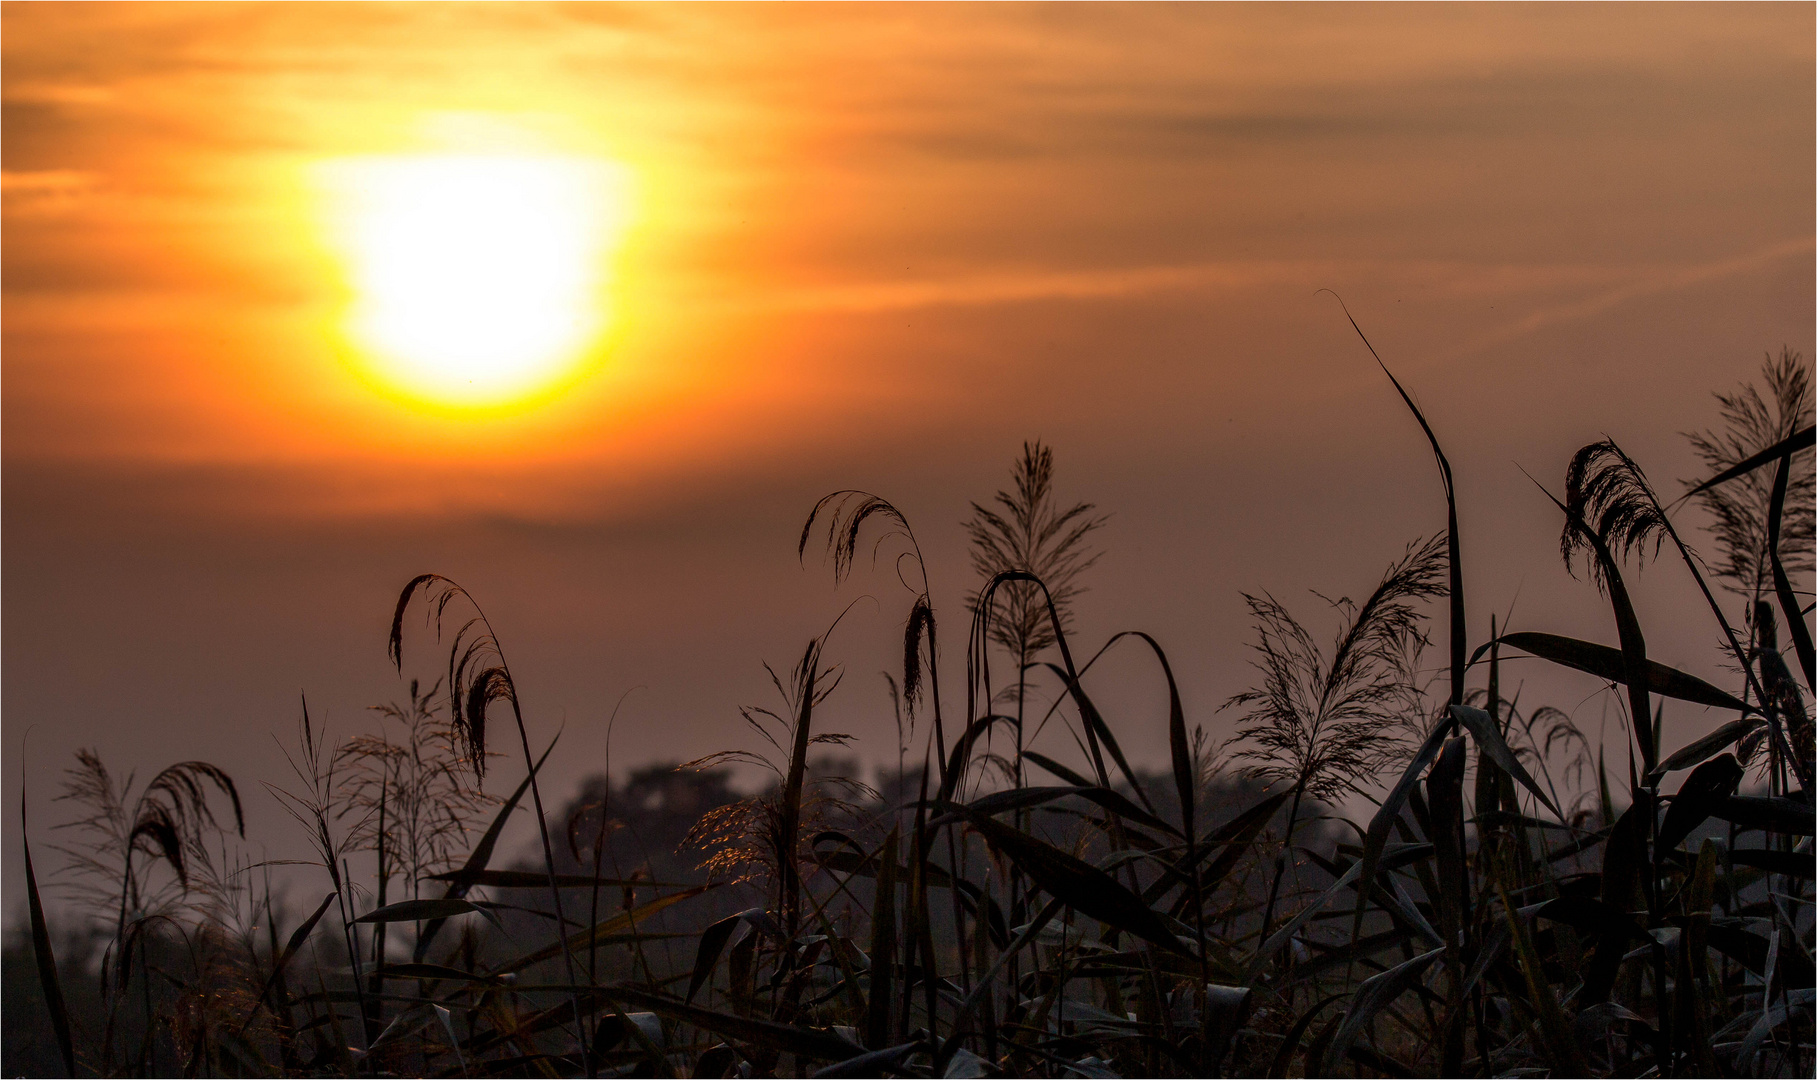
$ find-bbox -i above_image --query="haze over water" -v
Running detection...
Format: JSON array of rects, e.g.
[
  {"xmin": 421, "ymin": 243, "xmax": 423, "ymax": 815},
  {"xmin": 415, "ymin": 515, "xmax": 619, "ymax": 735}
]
[{"xmin": 4, "ymin": 4, "xmax": 1812, "ymax": 911}]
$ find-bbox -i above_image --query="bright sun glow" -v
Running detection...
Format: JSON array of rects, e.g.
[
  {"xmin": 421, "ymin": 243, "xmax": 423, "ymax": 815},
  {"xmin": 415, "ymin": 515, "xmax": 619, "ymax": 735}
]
[{"xmin": 320, "ymin": 155, "xmax": 628, "ymax": 409}]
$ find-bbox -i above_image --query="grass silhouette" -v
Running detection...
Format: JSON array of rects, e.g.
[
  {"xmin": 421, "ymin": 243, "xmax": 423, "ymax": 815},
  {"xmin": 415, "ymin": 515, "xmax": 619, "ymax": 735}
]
[{"xmin": 12, "ymin": 346, "xmax": 1813, "ymax": 1078}]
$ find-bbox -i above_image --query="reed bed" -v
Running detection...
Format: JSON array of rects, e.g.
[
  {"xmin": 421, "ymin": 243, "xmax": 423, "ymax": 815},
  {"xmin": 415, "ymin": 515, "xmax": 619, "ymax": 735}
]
[{"xmin": 11, "ymin": 348, "xmax": 1813, "ymax": 1078}]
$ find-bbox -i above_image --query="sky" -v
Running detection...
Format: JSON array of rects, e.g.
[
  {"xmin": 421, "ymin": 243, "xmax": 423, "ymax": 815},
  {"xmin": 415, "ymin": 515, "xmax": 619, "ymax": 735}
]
[{"xmin": 4, "ymin": 3, "xmax": 1812, "ymax": 920}]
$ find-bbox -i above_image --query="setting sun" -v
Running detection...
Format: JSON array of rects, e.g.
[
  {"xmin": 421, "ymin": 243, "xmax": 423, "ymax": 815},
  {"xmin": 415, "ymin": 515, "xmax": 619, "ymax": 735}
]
[{"xmin": 319, "ymin": 154, "xmax": 629, "ymax": 409}]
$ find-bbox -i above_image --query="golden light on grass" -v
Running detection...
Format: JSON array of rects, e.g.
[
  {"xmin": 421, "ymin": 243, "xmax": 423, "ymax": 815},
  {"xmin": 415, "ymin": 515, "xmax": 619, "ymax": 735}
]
[{"xmin": 319, "ymin": 154, "xmax": 630, "ymax": 411}]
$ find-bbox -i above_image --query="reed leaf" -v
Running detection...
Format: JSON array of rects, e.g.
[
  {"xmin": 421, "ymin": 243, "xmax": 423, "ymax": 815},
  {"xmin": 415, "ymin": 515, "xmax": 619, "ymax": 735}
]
[
  {"xmin": 1767, "ymin": 452, "xmax": 1816, "ymax": 688},
  {"xmin": 1349, "ymin": 720, "xmax": 1449, "ymax": 945},
  {"xmin": 1474, "ymin": 631, "xmax": 1749, "ymax": 713},
  {"xmin": 415, "ymin": 731, "xmax": 557, "ymax": 963},
  {"xmin": 491, "ymin": 884, "xmax": 717, "ymax": 976},
  {"xmin": 865, "ymin": 829, "xmax": 898, "ymax": 1049},
  {"xmin": 1681, "ymin": 423, "xmax": 1815, "ymax": 501},
  {"xmin": 427, "ymin": 869, "xmax": 683, "ymax": 889},
  {"xmin": 1499, "ymin": 887, "xmax": 1595, "ymax": 1075},
  {"xmin": 354, "ymin": 897, "xmax": 491, "ymax": 924},
  {"xmin": 1319, "ymin": 946, "xmax": 1442, "ymax": 1075},
  {"xmin": 960, "ymin": 784, "xmax": 1180, "ymax": 840},
  {"xmin": 1266, "ymin": 995, "xmax": 1342, "ymax": 1078},
  {"xmin": 1332, "ymin": 295, "xmax": 1468, "ymax": 707},
  {"xmin": 1730, "ymin": 848, "xmax": 1816, "ymax": 877},
  {"xmin": 1711, "ymin": 794, "xmax": 1816, "ymax": 835},
  {"xmin": 945, "ymin": 805, "xmax": 1195, "ymax": 958},
  {"xmin": 1450, "ymin": 703, "xmax": 1560, "ymax": 818},
  {"xmin": 240, "ymin": 891, "xmax": 337, "ymax": 1036},
  {"xmin": 1657, "ymin": 754, "xmax": 1744, "ymax": 852},
  {"xmin": 21, "ymin": 788, "xmax": 76, "ymax": 1077}
]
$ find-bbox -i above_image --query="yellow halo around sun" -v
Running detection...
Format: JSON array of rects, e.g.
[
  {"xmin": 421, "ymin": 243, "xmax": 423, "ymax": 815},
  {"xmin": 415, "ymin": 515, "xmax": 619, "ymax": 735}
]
[{"xmin": 319, "ymin": 154, "xmax": 629, "ymax": 411}]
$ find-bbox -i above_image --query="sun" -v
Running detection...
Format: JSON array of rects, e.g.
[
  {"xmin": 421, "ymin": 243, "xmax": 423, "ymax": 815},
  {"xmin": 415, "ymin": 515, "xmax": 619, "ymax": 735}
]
[{"xmin": 319, "ymin": 154, "xmax": 629, "ymax": 410}]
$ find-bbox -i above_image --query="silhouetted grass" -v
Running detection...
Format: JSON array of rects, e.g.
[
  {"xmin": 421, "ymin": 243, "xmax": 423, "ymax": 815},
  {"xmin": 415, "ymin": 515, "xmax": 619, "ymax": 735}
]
[{"xmin": 10, "ymin": 347, "xmax": 1813, "ymax": 1078}]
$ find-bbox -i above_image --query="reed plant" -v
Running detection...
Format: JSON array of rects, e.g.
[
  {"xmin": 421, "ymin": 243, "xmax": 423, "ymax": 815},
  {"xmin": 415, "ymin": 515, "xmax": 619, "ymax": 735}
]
[{"xmin": 13, "ymin": 346, "xmax": 1812, "ymax": 1078}]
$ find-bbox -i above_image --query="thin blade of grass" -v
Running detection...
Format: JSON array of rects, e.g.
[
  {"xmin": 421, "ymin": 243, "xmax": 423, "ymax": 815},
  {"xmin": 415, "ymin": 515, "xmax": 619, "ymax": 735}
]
[
  {"xmin": 947, "ymin": 805, "xmax": 1195, "ymax": 958},
  {"xmin": 865, "ymin": 829, "xmax": 898, "ymax": 1049},
  {"xmin": 961, "ymin": 785, "xmax": 1180, "ymax": 839},
  {"xmin": 1658, "ymin": 755, "xmax": 1744, "ymax": 852},
  {"xmin": 355, "ymin": 898, "xmax": 488, "ymax": 924},
  {"xmin": 1711, "ymin": 795, "xmax": 1816, "ymax": 835},
  {"xmin": 491, "ymin": 884, "xmax": 717, "ymax": 976},
  {"xmin": 1499, "ymin": 886, "xmax": 1594, "ymax": 1075},
  {"xmin": 1679, "ymin": 424, "xmax": 1814, "ymax": 500},
  {"xmin": 1245, "ymin": 860, "xmax": 1363, "ymax": 985},
  {"xmin": 1351, "ymin": 719, "xmax": 1450, "ymax": 944},
  {"xmin": 1647, "ymin": 719, "xmax": 1763, "ymax": 782},
  {"xmin": 1424, "ymin": 736, "xmax": 1468, "ymax": 952},
  {"xmin": 1331, "ymin": 296, "xmax": 1467, "ymax": 707},
  {"xmin": 427, "ymin": 869, "xmax": 684, "ymax": 889},
  {"xmin": 239, "ymin": 890, "xmax": 337, "ymax": 1037},
  {"xmin": 598, "ymin": 986, "xmax": 869, "ymax": 1063},
  {"xmin": 1036, "ymin": 661, "xmax": 1154, "ymax": 812},
  {"xmin": 21, "ymin": 789, "xmax": 75, "ymax": 1077},
  {"xmin": 1474, "ymin": 631, "xmax": 1750, "ymax": 713},
  {"xmin": 415, "ymin": 732, "xmax": 558, "ymax": 963},
  {"xmin": 1766, "ymin": 453, "xmax": 1815, "ymax": 688},
  {"xmin": 1266, "ymin": 995, "xmax": 1342, "ymax": 1078},
  {"xmin": 1450, "ymin": 704, "xmax": 1560, "ymax": 819},
  {"xmin": 1320, "ymin": 947, "xmax": 1443, "ymax": 1076},
  {"xmin": 686, "ymin": 910, "xmax": 751, "ymax": 1005},
  {"xmin": 1021, "ymin": 750, "xmax": 1095, "ymax": 788},
  {"xmin": 1143, "ymin": 789, "xmax": 1292, "ymax": 906}
]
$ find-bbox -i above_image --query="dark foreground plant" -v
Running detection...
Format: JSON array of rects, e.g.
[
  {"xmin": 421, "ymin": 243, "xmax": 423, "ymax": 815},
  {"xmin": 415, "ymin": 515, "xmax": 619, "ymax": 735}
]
[{"xmin": 14, "ymin": 343, "xmax": 1811, "ymax": 1078}]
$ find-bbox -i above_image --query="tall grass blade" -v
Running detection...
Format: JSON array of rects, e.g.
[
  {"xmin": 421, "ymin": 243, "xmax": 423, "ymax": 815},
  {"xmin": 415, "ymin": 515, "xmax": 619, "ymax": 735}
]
[
  {"xmin": 1648, "ymin": 718, "xmax": 1763, "ymax": 781},
  {"xmin": 962, "ymin": 785, "xmax": 1180, "ymax": 839},
  {"xmin": 865, "ymin": 829, "xmax": 899, "ymax": 1049},
  {"xmin": 1679, "ymin": 424, "xmax": 1815, "ymax": 501},
  {"xmin": 1105, "ymin": 631, "xmax": 1197, "ymax": 838},
  {"xmin": 1245, "ymin": 860, "xmax": 1362, "ymax": 985},
  {"xmin": 1767, "ymin": 453, "xmax": 1815, "ymax": 688},
  {"xmin": 1711, "ymin": 794, "xmax": 1816, "ymax": 834},
  {"xmin": 595, "ymin": 986, "xmax": 869, "ymax": 1064},
  {"xmin": 779, "ymin": 636, "xmax": 824, "ymax": 937},
  {"xmin": 1036, "ymin": 661, "xmax": 1153, "ymax": 810},
  {"xmin": 492, "ymin": 884, "xmax": 717, "ymax": 975},
  {"xmin": 1021, "ymin": 750, "xmax": 1094, "ymax": 788},
  {"xmin": 1145, "ymin": 788, "xmax": 1291, "ymax": 905},
  {"xmin": 687, "ymin": 910, "xmax": 755, "ymax": 1005},
  {"xmin": 946, "ymin": 806, "xmax": 1194, "ymax": 958},
  {"xmin": 1475, "ymin": 630, "xmax": 1750, "ymax": 713},
  {"xmin": 353, "ymin": 898, "xmax": 492, "ymax": 924},
  {"xmin": 1266, "ymin": 995, "xmax": 1342, "ymax": 1078},
  {"xmin": 415, "ymin": 731, "xmax": 557, "ymax": 962},
  {"xmin": 21, "ymin": 788, "xmax": 76, "ymax": 1077},
  {"xmin": 1658, "ymin": 754, "xmax": 1744, "ymax": 851},
  {"xmin": 428, "ymin": 870, "xmax": 680, "ymax": 889},
  {"xmin": 1351, "ymin": 720, "xmax": 1449, "ymax": 942},
  {"xmin": 241, "ymin": 891, "xmax": 338, "ymax": 1036},
  {"xmin": 1450, "ymin": 704, "xmax": 1560, "ymax": 818},
  {"xmin": 930, "ymin": 897, "xmax": 1063, "ymax": 1076},
  {"xmin": 1319, "ymin": 946, "xmax": 1442, "ymax": 1075},
  {"xmin": 1331, "ymin": 295, "xmax": 1467, "ymax": 707},
  {"xmin": 1550, "ymin": 467, "xmax": 1659, "ymax": 773},
  {"xmin": 1498, "ymin": 887, "xmax": 1594, "ymax": 1075},
  {"xmin": 1424, "ymin": 736, "xmax": 1468, "ymax": 950}
]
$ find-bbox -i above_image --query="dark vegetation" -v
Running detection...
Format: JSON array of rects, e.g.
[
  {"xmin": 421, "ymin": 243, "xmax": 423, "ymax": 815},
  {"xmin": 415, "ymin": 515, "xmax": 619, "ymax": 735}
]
[{"xmin": 8, "ymin": 344, "xmax": 1814, "ymax": 1077}]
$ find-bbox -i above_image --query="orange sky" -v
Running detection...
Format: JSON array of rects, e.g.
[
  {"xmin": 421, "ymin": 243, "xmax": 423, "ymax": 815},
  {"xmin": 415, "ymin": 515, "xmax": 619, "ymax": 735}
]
[{"xmin": 4, "ymin": 3, "xmax": 1812, "ymax": 913}]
